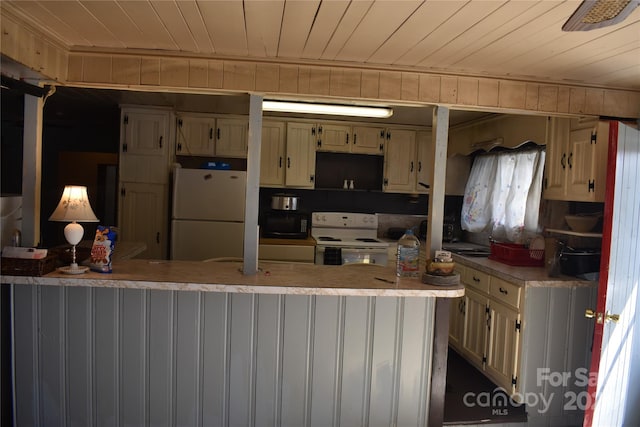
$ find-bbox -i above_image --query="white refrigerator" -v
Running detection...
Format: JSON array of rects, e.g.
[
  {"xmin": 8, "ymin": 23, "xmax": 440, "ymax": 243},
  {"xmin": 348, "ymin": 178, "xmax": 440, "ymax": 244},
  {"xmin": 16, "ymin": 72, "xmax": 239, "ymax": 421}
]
[{"xmin": 171, "ymin": 168, "xmax": 246, "ymax": 260}]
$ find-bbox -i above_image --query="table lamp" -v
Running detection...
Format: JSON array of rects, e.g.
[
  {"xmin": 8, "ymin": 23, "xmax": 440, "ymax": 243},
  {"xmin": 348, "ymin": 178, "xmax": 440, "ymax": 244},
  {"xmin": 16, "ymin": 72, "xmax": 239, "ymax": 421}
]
[{"xmin": 49, "ymin": 185, "xmax": 99, "ymax": 273}]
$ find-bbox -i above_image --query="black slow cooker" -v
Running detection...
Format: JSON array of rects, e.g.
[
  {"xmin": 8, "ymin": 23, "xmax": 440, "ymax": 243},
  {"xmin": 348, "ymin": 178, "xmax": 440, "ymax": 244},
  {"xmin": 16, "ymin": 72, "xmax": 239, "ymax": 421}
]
[{"xmin": 559, "ymin": 247, "xmax": 601, "ymax": 276}]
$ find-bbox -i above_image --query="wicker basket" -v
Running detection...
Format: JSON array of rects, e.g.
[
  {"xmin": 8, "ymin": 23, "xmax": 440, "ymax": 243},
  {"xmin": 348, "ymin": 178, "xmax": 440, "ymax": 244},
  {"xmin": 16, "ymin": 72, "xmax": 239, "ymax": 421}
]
[{"xmin": 1, "ymin": 254, "xmax": 58, "ymax": 276}]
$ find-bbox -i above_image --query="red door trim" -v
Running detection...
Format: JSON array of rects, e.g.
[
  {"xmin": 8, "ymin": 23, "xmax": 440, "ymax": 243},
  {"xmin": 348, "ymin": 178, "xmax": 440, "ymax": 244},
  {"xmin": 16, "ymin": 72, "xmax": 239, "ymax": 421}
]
[{"xmin": 583, "ymin": 121, "xmax": 618, "ymax": 427}]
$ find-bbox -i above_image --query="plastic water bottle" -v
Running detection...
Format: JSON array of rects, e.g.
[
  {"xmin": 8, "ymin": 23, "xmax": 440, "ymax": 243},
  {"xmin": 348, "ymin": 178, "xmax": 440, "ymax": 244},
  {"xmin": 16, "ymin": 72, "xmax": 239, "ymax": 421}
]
[{"xmin": 396, "ymin": 229, "xmax": 420, "ymax": 277}]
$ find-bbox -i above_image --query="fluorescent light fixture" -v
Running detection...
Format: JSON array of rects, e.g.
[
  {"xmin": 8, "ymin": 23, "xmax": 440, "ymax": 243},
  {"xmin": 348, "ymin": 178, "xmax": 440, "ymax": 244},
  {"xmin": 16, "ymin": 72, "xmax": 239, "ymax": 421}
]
[
  {"xmin": 263, "ymin": 100, "xmax": 393, "ymax": 118},
  {"xmin": 562, "ymin": 0, "xmax": 639, "ymax": 31}
]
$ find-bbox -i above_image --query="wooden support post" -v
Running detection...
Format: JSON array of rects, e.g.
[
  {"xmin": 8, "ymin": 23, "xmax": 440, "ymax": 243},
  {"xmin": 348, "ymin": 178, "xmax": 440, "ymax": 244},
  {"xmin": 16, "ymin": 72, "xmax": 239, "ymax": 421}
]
[
  {"xmin": 22, "ymin": 94, "xmax": 44, "ymax": 247},
  {"xmin": 243, "ymin": 94, "xmax": 262, "ymax": 275}
]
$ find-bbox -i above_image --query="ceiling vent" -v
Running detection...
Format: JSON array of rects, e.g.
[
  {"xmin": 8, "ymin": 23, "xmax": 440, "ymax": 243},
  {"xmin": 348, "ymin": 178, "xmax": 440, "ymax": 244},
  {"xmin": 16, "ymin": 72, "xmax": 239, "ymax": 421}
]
[{"xmin": 563, "ymin": 0, "xmax": 640, "ymax": 31}]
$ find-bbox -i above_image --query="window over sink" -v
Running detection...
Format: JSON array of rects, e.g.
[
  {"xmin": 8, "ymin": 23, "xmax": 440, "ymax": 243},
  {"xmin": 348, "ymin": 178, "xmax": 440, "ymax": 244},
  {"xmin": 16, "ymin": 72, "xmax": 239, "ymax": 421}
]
[{"xmin": 461, "ymin": 148, "xmax": 546, "ymax": 244}]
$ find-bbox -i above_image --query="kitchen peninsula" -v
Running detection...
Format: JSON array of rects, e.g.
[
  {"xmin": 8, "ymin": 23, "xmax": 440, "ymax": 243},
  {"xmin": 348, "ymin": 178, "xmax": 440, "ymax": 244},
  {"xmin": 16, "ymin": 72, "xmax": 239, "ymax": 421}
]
[{"xmin": 4, "ymin": 260, "xmax": 462, "ymax": 427}]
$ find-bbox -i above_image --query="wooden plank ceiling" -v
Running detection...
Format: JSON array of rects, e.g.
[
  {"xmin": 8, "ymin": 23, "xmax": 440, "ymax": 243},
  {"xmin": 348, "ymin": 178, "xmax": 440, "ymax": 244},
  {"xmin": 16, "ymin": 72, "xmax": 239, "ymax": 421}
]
[{"xmin": 3, "ymin": 0, "xmax": 639, "ymax": 91}]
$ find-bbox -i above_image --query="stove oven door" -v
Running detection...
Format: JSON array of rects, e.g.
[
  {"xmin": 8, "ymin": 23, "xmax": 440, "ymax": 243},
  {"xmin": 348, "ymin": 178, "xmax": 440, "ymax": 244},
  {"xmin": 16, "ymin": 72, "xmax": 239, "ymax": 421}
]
[{"xmin": 341, "ymin": 247, "xmax": 389, "ymax": 266}]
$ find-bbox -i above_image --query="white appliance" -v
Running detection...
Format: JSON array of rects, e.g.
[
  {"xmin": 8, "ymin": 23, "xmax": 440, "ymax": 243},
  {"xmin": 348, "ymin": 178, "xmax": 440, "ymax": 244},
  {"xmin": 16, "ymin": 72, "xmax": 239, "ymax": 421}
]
[
  {"xmin": 171, "ymin": 168, "xmax": 246, "ymax": 260},
  {"xmin": 311, "ymin": 212, "xmax": 390, "ymax": 265},
  {"xmin": 1, "ymin": 195, "xmax": 22, "ymax": 248}
]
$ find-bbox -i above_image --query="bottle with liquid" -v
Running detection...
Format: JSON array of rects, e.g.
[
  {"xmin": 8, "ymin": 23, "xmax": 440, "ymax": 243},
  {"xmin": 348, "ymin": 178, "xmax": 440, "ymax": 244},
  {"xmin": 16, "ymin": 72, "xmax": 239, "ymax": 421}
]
[{"xmin": 396, "ymin": 229, "xmax": 420, "ymax": 277}]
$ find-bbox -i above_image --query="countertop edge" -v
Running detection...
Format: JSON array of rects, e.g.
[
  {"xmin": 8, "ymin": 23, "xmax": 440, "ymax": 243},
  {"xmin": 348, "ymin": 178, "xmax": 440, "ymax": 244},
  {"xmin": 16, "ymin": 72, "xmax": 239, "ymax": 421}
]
[
  {"xmin": 452, "ymin": 254, "xmax": 597, "ymax": 288},
  {"xmin": 1, "ymin": 259, "xmax": 464, "ymax": 298}
]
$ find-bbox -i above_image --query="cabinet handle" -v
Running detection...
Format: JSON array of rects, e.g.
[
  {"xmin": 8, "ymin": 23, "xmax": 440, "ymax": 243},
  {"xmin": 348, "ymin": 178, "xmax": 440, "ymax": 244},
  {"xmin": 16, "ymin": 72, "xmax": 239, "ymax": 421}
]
[
  {"xmin": 287, "ymin": 157, "xmax": 291, "ymax": 168},
  {"xmin": 568, "ymin": 152, "xmax": 573, "ymax": 169},
  {"xmin": 346, "ymin": 134, "xmax": 349, "ymax": 144},
  {"xmin": 159, "ymin": 136, "xmax": 163, "ymax": 148},
  {"xmin": 418, "ymin": 161, "xmax": 422, "ymax": 172},
  {"xmin": 209, "ymin": 128, "xmax": 213, "ymax": 140},
  {"xmin": 410, "ymin": 161, "xmax": 414, "ymax": 172},
  {"xmin": 156, "ymin": 232, "xmax": 160, "ymax": 244},
  {"xmin": 487, "ymin": 311, "xmax": 491, "ymax": 330},
  {"xmin": 310, "ymin": 174, "xmax": 314, "ymax": 182},
  {"xmin": 217, "ymin": 128, "xmax": 221, "ymax": 139},
  {"xmin": 499, "ymin": 287, "xmax": 508, "ymax": 295},
  {"xmin": 279, "ymin": 157, "xmax": 282, "ymax": 168},
  {"xmin": 561, "ymin": 153, "xmax": 566, "ymax": 169},
  {"xmin": 353, "ymin": 134, "xmax": 356, "ymax": 145},
  {"xmin": 473, "ymin": 276, "xmax": 480, "ymax": 282}
]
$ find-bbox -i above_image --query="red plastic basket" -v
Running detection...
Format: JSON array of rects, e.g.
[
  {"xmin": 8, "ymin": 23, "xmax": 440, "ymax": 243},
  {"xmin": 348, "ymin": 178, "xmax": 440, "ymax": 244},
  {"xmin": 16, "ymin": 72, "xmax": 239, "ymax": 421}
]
[{"xmin": 488, "ymin": 242, "xmax": 544, "ymax": 267}]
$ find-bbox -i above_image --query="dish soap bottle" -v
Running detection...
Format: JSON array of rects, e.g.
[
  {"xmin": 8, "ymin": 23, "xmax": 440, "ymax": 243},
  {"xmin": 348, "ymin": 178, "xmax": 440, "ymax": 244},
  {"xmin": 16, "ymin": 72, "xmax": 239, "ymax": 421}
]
[{"xmin": 396, "ymin": 229, "xmax": 420, "ymax": 277}]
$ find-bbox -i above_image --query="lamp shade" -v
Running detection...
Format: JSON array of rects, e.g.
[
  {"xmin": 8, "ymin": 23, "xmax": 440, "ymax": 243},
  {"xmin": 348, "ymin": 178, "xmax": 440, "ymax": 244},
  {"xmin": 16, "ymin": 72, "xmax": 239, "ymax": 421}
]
[{"xmin": 49, "ymin": 185, "xmax": 99, "ymax": 223}]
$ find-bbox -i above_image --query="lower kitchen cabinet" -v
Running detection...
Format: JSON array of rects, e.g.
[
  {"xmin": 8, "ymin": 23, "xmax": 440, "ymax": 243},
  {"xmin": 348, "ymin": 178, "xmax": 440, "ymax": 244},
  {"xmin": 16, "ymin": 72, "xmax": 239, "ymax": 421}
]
[
  {"xmin": 258, "ymin": 244, "xmax": 315, "ymax": 263},
  {"xmin": 461, "ymin": 287, "xmax": 489, "ymax": 369},
  {"xmin": 118, "ymin": 182, "xmax": 168, "ymax": 259},
  {"xmin": 485, "ymin": 299, "xmax": 520, "ymax": 393},
  {"xmin": 449, "ymin": 261, "xmax": 597, "ymax": 424},
  {"xmin": 448, "ymin": 265, "xmax": 465, "ymax": 349}
]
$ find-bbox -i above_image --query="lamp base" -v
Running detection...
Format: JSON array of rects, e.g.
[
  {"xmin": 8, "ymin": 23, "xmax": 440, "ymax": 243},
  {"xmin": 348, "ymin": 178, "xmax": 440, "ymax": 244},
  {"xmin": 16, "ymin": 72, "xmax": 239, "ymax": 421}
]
[{"xmin": 58, "ymin": 265, "xmax": 89, "ymax": 275}]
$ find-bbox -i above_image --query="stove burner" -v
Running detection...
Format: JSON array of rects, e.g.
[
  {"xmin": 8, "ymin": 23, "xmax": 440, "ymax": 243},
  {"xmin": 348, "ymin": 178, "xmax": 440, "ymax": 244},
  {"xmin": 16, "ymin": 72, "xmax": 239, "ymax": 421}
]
[
  {"xmin": 355, "ymin": 238, "xmax": 380, "ymax": 243},
  {"xmin": 318, "ymin": 236, "xmax": 342, "ymax": 241}
]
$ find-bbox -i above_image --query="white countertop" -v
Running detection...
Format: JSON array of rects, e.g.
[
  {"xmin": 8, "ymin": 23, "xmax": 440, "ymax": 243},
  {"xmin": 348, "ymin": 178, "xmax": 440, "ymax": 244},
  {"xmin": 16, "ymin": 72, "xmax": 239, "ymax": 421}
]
[
  {"xmin": 2, "ymin": 258, "xmax": 464, "ymax": 298},
  {"xmin": 451, "ymin": 254, "xmax": 597, "ymax": 288}
]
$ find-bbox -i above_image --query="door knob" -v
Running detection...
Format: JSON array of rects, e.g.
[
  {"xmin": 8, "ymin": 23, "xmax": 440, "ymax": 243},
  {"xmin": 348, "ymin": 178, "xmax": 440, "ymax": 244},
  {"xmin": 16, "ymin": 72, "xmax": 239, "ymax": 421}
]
[
  {"xmin": 585, "ymin": 309, "xmax": 620, "ymax": 324},
  {"xmin": 605, "ymin": 312, "xmax": 620, "ymax": 323}
]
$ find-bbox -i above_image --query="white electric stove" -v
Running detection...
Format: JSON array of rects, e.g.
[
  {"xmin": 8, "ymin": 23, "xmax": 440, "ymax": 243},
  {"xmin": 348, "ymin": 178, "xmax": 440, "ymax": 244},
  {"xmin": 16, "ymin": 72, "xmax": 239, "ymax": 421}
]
[{"xmin": 311, "ymin": 212, "xmax": 390, "ymax": 265}]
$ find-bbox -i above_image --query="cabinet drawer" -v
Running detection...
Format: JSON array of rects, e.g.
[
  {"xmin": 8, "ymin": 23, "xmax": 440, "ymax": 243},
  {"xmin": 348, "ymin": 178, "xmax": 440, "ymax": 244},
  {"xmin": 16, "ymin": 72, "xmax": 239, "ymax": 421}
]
[
  {"xmin": 490, "ymin": 277, "xmax": 521, "ymax": 309},
  {"xmin": 464, "ymin": 268, "xmax": 490, "ymax": 294},
  {"xmin": 259, "ymin": 244, "xmax": 315, "ymax": 263}
]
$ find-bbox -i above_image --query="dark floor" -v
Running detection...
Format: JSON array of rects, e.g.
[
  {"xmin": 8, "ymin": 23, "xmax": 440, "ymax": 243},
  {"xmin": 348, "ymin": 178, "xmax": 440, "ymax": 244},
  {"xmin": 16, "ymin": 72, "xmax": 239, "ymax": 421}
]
[{"xmin": 444, "ymin": 348, "xmax": 527, "ymax": 425}]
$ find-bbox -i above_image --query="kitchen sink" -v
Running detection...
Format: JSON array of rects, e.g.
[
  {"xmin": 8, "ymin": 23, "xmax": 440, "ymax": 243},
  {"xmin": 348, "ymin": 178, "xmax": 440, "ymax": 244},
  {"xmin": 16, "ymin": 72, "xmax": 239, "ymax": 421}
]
[{"xmin": 443, "ymin": 246, "xmax": 491, "ymax": 257}]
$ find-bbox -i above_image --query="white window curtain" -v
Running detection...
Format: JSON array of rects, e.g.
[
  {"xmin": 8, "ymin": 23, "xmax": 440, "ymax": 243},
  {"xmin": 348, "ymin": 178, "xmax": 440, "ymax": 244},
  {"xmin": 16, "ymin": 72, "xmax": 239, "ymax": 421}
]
[{"xmin": 461, "ymin": 148, "xmax": 546, "ymax": 243}]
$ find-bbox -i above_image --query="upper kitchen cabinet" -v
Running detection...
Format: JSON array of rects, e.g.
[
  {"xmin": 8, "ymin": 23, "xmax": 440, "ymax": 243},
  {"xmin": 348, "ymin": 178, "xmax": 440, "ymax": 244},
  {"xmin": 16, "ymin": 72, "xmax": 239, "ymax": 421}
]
[
  {"xmin": 315, "ymin": 123, "xmax": 351, "ymax": 152},
  {"xmin": 175, "ymin": 113, "xmax": 248, "ymax": 158},
  {"xmin": 315, "ymin": 123, "xmax": 386, "ymax": 155},
  {"xmin": 284, "ymin": 122, "xmax": 316, "ymax": 188},
  {"xmin": 175, "ymin": 113, "xmax": 215, "ymax": 156},
  {"xmin": 448, "ymin": 115, "xmax": 547, "ymax": 156},
  {"xmin": 260, "ymin": 120, "xmax": 286, "ymax": 186},
  {"xmin": 543, "ymin": 118, "xmax": 609, "ymax": 202},
  {"xmin": 215, "ymin": 117, "xmax": 249, "ymax": 158},
  {"xmin": 383, "ymin": 128, "xmax": 416, "ymax": 192},
  {"xmin": 415, "ymin": 130, "xmax": 434, "ymax": 193},
  {"xmin": 383, "ymin": 128, "xmax": 433, "ymax": 193},
  {"xmin": 352, "ymin": 125, "xmax": 386, "ymax": 155},
  {"xmin": 119, "ymin": 106, "xmax": 174, "ymax": 184}
]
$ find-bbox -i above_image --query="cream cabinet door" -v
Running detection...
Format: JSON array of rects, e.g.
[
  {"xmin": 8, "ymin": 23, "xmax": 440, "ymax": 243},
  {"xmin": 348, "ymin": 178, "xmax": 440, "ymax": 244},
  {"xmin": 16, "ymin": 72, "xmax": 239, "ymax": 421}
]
[
  {"xmin": 216, "ymin": 117, "xmax": 248, "ymax": 158},
  {"xmin": 352, "ymin": 126, "xmax": 385, "ymax": 155},
  {"xmin": 260, "ymin": 121, "xmax": 286, "ymax": 187},
  {"xmin": 415, "ymin": 130, "xmax": 433, "ymax": 193},
  {"xmin": 543, "ymin": 117, "xmax": 570, "ymax": 200},
  {"xmin": 118, "ymin": 182, "xmax": 167, "ymax": 259},
  {"xmin": 565, "ymin": 121, "xmax": 608, "ymax": 202},
  {"xmin": 175, "ymin": 114, "xmax": 215, "ymax": 156},
  {"xmin": 486, "ymin": 300, "xmax": 520, "ymax": 393},
  {"xmin": 317, "ymin": 123, "xmax": 351, "ymax": 152},
  {"xmin": 285, "ymin": 122, "xmax": 316, "ymax": 188},
  {"xmin": 119, "ymin": 108, "xmax": 171, "ymax": 184},
  {"xmin": 449, "ymin": 296, "xmax": 466, "ymax": 351},
  {"xmin": 462, "ymin": 287, "xmax": 488, "ymax": 370},
  {"xmin": 383, "ymin": 129, "xmax": 416, "ymax": 192}
]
